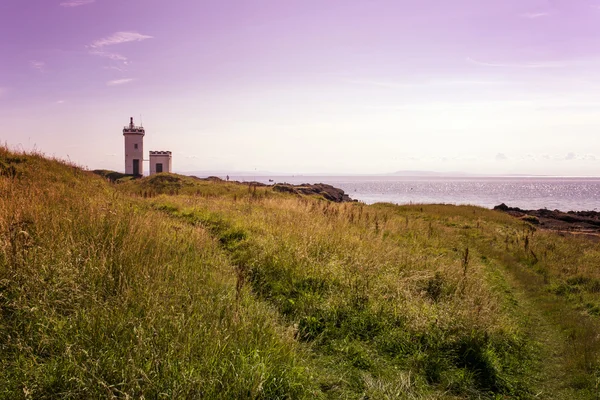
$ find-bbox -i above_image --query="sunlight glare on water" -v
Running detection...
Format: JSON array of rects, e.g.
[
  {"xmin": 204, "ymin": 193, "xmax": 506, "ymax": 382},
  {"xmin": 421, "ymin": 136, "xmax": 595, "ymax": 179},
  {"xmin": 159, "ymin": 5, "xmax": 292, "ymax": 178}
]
[{"xmin": 239, "ymin": 176, "xmax": 600, "ymax": 211}]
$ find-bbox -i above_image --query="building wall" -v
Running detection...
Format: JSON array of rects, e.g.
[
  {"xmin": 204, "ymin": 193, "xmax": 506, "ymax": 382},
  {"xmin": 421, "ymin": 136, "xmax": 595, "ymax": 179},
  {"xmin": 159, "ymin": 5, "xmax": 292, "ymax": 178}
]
[
  {"xmin": 149, "ymin": 153, "xmax": 172, "ymax": 175},
  {"xmin": 124, "ymin": 134, "xmax": 144, "ymax": 175}
]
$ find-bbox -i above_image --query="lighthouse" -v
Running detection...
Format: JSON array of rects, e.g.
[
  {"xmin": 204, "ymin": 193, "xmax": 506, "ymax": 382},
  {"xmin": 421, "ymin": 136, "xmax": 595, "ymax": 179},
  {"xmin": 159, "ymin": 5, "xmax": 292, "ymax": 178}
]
[{"xmin": 123, "ymin": 117, "xmax": 145, "ymax": 175}]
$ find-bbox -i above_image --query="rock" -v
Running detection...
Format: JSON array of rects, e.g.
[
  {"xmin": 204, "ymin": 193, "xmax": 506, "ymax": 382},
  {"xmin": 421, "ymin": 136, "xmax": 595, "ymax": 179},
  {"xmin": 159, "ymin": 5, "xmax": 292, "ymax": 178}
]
[
  {"xmin": 273, "ymin": 183, "xmax": 353, "ymax": 203},
  {"xmin": 495, "ymin": 204, "xmax": 600, "ymax": 233},
  {"xmin": 241, "ymin": 181, "xmax": 267, "ymax": 187},
  {"xmin": 520, "ymin": 215, "xmax": 540, "ymax": 225},
  {"xmin": 494, "ymin": 203, "xmax": 510, "ymax": 211}
]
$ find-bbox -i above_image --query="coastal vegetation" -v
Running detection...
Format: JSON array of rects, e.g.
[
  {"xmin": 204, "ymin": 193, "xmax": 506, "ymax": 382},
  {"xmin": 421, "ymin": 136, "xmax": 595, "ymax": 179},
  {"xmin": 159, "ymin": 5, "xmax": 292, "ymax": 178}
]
[{"xmin": 2, "ymin": 147, "xmax": 600, "ymax": 399}]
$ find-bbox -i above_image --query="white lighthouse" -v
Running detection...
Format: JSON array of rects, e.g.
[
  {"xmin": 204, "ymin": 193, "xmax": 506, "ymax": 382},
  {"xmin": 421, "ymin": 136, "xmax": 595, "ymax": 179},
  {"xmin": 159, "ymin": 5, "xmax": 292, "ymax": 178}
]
[{"xmin": 123, "ymin": 117, "xmax": 144, "ymax": 175}]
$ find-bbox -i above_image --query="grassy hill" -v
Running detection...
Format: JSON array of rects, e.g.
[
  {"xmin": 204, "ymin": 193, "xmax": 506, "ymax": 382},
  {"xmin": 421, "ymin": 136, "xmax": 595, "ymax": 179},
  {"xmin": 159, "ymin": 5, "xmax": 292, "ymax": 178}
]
[{"xmin": 1, "ymin": 148, "xmax": 600, "ymax": 399}]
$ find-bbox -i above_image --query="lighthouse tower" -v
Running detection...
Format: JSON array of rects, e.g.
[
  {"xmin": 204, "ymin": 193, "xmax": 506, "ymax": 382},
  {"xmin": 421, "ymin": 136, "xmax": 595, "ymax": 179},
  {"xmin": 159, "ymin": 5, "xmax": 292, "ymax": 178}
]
[{"xmin": 123, "ymin": 117, "xmax": 145, "ymax": 175}]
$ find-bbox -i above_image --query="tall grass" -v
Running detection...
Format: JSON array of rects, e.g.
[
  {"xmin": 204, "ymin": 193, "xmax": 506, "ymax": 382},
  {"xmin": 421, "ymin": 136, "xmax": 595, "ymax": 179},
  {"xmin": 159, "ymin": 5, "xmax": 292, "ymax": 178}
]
[
  {"xmin": 148, "ymin": 195, "xmax": 534, "ymax": 397},
  {"xmin": 0, "ymin": 148, "xmax": 316, "ymax": 399},
  {"xmin": 3, "ymin": 148, "xmax": 600, "ymax": 398}
]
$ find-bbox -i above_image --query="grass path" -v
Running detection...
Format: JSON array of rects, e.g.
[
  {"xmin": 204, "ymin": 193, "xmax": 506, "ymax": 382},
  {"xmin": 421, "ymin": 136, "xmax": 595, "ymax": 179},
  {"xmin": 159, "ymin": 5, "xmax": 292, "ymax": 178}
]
[{"xmin": 492, "ymin": 254, "xmax": 600, "ymax": 399}]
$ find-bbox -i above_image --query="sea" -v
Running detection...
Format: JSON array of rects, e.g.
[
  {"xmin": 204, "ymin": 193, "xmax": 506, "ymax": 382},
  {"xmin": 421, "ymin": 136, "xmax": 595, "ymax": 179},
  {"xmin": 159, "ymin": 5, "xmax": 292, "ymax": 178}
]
[{"xmin": 232, "ymin": 176, "xmax": 600, "ymax": 212}]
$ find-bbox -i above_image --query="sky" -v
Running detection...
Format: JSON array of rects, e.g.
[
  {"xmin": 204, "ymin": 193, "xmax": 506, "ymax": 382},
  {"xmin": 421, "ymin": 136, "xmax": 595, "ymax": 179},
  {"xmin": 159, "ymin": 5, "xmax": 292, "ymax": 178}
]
[{"xmin": 1, "ymin": 0, "xmax": 600, "ymax": 176}]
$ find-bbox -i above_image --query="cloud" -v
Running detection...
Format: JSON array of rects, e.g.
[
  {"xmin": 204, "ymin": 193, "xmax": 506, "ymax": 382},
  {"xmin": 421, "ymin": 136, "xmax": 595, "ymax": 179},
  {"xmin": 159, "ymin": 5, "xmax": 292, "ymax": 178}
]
[
  {"xmin": 107, "ymin": 78, "xmax": 134, "ymax": 86},
  {"xmin": 88, "ymin": 31, "xmax": 152, "ymax": 66},
  {"xmin": 60, "ymin": 0, "xmax": 95, "ymax": 7},
  {"xmin": 56, "ymin": 100, "xmax": 65, "ymax": 104},
  {"xmin": 540, "ymin": 153, "xmax": 597, "ymax": 162},
  {"xmin": 90, "ymin": 50, "xmax": 128, "ymax": 61},
  {"xmin": 347, "ymin": 78, "xmax": 503, "ymax": 89},
  {"xmin": 370, "ymin": 99, "xmax": 536, "ymax": 112},
  {"xmin": 90, "ymin": 50, "xmax": 130, "ymax": 67},
  {"xmin": 467, "ymin": 57, "xmax": 566, "ymax": 69},
  {"xmin": 495, "ymin": 153, "xmax": 508, "ymax": 161},
  {"xmin": 519, "ymin": 154, "xmax": 537, "ymax": 161},
  {"xmin": 30, "ymin": 60, "xmax": 45, "ymax": 71},
  {"xmin": 104, "ymin": 65, "xmax": 127, "ymax": 72},
  {"xmin": 561, "ymin": 153, "xmax": 598, "ymax": 161},
  {"xmin": 520, "ymin": 12, "xmax": 550, "ymax": 19},
  {"xmin": 90, "ymin": 31, "xmax": 153, "ymax": 49}
]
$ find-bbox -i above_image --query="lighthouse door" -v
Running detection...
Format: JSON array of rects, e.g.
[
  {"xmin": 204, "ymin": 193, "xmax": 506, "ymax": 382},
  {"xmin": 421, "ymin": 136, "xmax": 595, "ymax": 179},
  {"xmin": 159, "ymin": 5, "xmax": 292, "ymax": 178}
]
[{"xmin": 133, "ymin": 159, "xmax": 140, "ymax": 175}]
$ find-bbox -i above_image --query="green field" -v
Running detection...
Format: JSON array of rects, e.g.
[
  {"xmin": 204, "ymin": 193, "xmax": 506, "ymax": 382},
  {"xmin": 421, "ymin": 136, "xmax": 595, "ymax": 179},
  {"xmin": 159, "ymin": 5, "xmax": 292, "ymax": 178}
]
[{"xmin": 2, "ymin": 148, "xmax": 600, "ymax": 399}]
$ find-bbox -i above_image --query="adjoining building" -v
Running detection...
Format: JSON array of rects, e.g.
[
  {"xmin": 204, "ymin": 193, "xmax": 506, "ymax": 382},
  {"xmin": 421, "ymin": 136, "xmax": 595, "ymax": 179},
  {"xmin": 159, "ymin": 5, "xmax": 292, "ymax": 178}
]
[
  {"xmin": 149, "ymin": 151, "xmax": 172, "ymax": 175},
  {"xmin": 122, "ymin": 117, "xmax": 172, "ymax": 176}
]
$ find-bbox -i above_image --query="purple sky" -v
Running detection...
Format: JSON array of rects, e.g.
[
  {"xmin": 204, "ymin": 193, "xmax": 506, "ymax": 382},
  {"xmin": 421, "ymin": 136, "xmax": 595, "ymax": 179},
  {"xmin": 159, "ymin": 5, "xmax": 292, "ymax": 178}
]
[{"xmin": 1, "ymin": 0, "xmax": 600, "ymax": 175}]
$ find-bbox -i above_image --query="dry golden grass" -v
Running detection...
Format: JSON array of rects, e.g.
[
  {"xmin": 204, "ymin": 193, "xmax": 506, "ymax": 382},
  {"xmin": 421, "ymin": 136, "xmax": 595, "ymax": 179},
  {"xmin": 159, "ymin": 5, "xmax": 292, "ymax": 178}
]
[
  {"xmin": 2, "ymin": 148, "xmax": 600, "ymax": 398},
  {"xmin": 0, "ymin": 148, "xmax": 317, "ymax": 399}
]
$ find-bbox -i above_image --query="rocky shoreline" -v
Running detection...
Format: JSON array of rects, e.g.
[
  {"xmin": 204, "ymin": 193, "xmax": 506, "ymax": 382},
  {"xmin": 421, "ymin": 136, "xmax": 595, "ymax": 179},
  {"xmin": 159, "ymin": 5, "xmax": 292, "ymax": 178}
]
[
  {"xmin": 207, "ymin": 178, "xmax": 355, "ymax": 203},
  {"xmin": 272, "ymin": 183, "xmax": 354, "ymax": 203},
  {"xmin": 494, "ymin": 203, "xmax": 600, "ymax": 234}
]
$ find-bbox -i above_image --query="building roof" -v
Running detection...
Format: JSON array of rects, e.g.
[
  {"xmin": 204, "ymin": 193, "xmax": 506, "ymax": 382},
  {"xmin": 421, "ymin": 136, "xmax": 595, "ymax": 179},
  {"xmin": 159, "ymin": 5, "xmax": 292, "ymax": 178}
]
[{"xmin": 122, "ymin": 117, "xmax": 145, "ymax": 135}]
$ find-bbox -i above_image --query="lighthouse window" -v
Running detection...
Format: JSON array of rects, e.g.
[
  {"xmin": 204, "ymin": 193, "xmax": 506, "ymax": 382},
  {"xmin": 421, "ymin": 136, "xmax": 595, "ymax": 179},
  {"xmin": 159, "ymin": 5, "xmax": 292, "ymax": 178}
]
[{"xmin": 134, "ymin": 144, "xmax": 138, "ymax": 149}]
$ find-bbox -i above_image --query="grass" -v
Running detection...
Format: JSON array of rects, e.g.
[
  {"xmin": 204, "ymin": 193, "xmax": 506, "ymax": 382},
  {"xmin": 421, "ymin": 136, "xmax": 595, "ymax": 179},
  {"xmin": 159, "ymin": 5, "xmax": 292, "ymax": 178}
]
[
  {"xmin": 2, "ymin": 147, "xmax": 600, "ymax": 398},
  {"xmin": 149, "ymin": 196, "xmax": 535, "ymax": 398},
  {"xmin": 0, "ymin": 149, "xmax": 316, "ymax": 399},
  {"xmin": 111, "ymin": 171, "xmax": 275, "ymax": 200}
]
